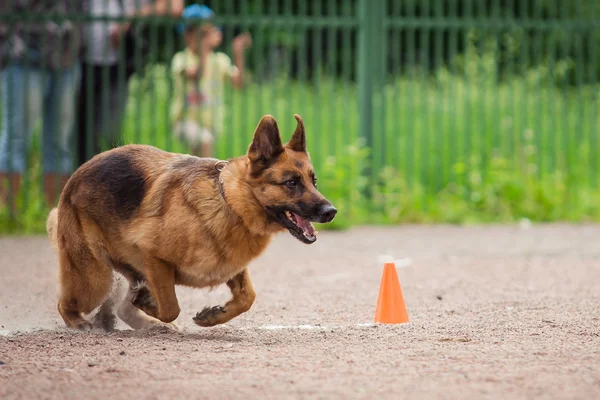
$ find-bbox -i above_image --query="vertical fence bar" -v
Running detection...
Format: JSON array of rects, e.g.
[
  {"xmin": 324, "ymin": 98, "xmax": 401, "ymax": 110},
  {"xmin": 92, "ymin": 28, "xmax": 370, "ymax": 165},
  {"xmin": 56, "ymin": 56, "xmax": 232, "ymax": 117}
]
[
  {"xmin": 327, "ymin": 0, "xmax": 336, "ymax": 166},
  {"xmin": 134, "ymin": 0, "xmax": 142, "ymax": 146},
  {"xmin": 528, "ymin": 1, "xmax": 541, "ymax": 183},
  {"xmin": 492, "ymin": 0, "xmax": 502, "ymax": 172},
  {"xmin": 164, "ymin": 0, "xmax": 175, "ymax": 152},
  {"xmin": 358, "ymin": 0, "xmax": 374, "ymax": 194},
  {"xmin": 4, "ymin": 0, "xmax": 17, "ymax": 222},
  {"xmin": 467, "ymin": 0, "xmax": 478, "ymax": 198},
  {"xmin": 473, "ymin": 0, "xmax": 486, "ymax": 185},
  {"xmin": 412, "ymin": 0, "xmax": 422, "ymax": 205},
  {"xmin": 298, "ymin": 0, "xmax": 308, "ymax": 147},
  {"xmin": 484, "ymin": 0, "xmax": 496, "ymax": 189},
  {"xmin": 268, "ymin": 0, "xmax": 277, "ymax": 128},
  {"xmin": 283, "ymin": 0, "xmax": 293, "ymax": 146},
  {"xmin": 312, "ymin": 0, "xmax": 323, "ymax": 169},
  {"xmin": 533, "ymin": 0, "xmax": 546, "ymax": 182},
  {"xmin": 460, "ymin": 0, "xmax": 471, "ymax": 194},
  {"xmin": 150, "ymin": 3, "xmax": 158, "ymax": 148},
  {"xmin": 518, "ymin": 0, "xmax": 533, "ymax": 190},
  {"xmin": 422, "ymin": 0, "xmax": 433, "ymax": 202},
  {"xmin": 101, "ymin": 0, "xmax": 109, "ymax": 153},
  {"xmin": 239, "ymin": 0, "xmax": 250, "ymax": 157},
  {"xmin": 389, "ymin": 0, "xmax": 401, "ymax": 170},
  {"xmin": 406, "ymin": 0, "xmax": 416, "ymax": 191},
  {"xmin": 559, "ymin": 0, "xmax": 570, "ymax": 187},
  {"xmin": 449, "ymin": 0, "xmax": 458, "ymax": 189},
  {"xmin": 481, "ymin": 0, "xmax": 493, "ymax": 188},
  {"xmin": 572, "ymin": 0, "xmax": 584, "ymax": 189},
  {"xmin": 85, "ymin": 14, "xmax": 94, "ymax": 165},
  {"xmin": 371, "ymin": 0, "xmax": 385, "ymax": 181},
  {"xmin": 381, "ymin": 0, "xmax": 391, "ymax": 171},
  {"xmin": 118, "ymin": 2, "xmax": 127, "ymax": 149},
  {"xmin": 591, "ymin": 1, "xmax": 599, "ymax": 188},
  {"xmin": 340, "ymin": 0, "xmax": 356, "ymax": 218},
  {"xmin": 16, "ymin": 0, "xmax": 25, "ymax": 222},
  {"xmin": 255, "ymin": 0, "xmax": 265, "ymax": 155},
  {"xmin": 435, "ymin": 0, "xmax": 447, "ymax": 190},
  {"xmin": 549, "ymin": 0, "xmax": 560, "ymax": 179},
  {"xmin": 419, "ymin": 0, "xmax": 431, "ymax": 201},
  {"xmin": 52, "ymin": 4, "xmax": 62, "ymax": 209},
  {"xmin": 39, "ymin": 7, "xmax": 48, "ymax": 219},
  {"xmin": 508, "ymin": 0, "xmax": 520, "ymax": 179},
  {"xmin": 220, "ymin": 0, "xmax": 233, "ymax": 159}
]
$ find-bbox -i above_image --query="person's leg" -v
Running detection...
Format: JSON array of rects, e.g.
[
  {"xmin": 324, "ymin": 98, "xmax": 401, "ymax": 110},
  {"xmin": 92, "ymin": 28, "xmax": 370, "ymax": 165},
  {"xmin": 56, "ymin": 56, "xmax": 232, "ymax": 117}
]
[
  {"xmin": 78, "ymin": 62, "xmax": 107, "ymax": 166},
  {"xmin": 199, "ymin": 127, "xmax": 214, "ymax": 158},
  {"xmin": 42, "ymin": 63, "xmax": 81, "ymax": 207},
  {"xmin": 201, "ymin": 141, "xmax": 213, "ymax": 158},
  {"xmin": 0, "ymin": 65, "xmax": 43, "ymax": 214},
  {"xmin": 85, "ymin": 63, "xmax": 125, "ymax": 156},
  {"xmin": 75, "ymin": 62, "xmax": 91, "ymax": 167},
  {"xmin": 174, "ymin": 120, "xmax": 214, "ymax": 158},
  {"xmin": 102, "ymin": 64, "xmax": 129, "ymax": 150}
]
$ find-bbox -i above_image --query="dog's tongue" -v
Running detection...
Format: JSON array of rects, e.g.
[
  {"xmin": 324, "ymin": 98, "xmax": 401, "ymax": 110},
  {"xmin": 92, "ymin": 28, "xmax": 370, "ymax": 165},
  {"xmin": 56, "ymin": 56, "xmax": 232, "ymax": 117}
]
[{"xmin": 295, "ymin": 214, "xmax": 316, "ymax": 240}]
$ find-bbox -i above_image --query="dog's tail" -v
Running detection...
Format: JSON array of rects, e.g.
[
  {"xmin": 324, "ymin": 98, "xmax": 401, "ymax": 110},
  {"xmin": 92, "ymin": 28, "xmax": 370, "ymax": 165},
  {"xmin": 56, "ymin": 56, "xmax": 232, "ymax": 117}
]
[{"xmin": 46, "ymin": 208, "xmax": 59, "ymax": 251}]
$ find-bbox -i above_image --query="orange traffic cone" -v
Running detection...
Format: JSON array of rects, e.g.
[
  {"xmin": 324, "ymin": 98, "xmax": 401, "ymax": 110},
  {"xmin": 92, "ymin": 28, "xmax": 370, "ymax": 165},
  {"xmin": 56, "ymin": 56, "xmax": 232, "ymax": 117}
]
[{"xmin": 374, "ymin": 262, "xmax": 409, "ymax": 324}]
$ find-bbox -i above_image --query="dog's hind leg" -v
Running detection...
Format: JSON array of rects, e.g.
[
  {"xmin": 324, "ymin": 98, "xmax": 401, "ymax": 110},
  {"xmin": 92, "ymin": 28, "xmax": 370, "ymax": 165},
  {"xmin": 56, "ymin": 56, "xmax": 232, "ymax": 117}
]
[
  {"xmin": 57, "ymin": 245, "xmax": 113, "ymax": 331},
  {"xmin": 91, "ymin": 296, "xmax": 117, "ymax": 331},
  {"xmin": 193, "ymin": 268, "xmax": 256, "ymax": 327}
]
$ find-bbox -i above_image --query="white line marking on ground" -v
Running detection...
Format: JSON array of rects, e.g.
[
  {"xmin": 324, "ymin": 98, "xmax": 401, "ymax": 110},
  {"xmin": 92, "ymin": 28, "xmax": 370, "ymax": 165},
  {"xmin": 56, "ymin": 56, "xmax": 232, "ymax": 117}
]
[{"xmin": 249, "ymin": 323, "xmax": 382, "ymax": 331}]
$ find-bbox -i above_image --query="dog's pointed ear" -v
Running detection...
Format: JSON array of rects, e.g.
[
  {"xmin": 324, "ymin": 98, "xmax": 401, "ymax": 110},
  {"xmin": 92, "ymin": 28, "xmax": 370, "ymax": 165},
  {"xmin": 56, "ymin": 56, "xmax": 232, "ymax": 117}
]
[
  {"xmin": 287, "ymin": 114, "xmax": 306, "ymax": 152},
  {"xmin": 247, "ymin": 115, "xmax": 284, "ymax": 165}
]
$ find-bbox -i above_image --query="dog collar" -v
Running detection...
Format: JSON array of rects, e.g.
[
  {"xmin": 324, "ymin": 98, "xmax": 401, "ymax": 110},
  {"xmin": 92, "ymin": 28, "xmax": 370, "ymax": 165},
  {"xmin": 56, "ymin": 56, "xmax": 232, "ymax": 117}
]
[{"xmin": 215, "ymin": 160, "xmax": 231, "ymax": 210}]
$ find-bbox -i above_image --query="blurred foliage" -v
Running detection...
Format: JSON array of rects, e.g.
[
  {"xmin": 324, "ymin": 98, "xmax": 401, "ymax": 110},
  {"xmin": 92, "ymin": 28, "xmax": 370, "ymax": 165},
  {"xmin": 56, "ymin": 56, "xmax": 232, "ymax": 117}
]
[{"xmin": 1, "ymin": 0, "xmax": 600, "ymax": 233}]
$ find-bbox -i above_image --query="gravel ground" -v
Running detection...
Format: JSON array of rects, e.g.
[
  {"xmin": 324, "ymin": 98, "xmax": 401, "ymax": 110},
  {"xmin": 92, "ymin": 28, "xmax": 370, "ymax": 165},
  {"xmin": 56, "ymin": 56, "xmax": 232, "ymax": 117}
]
[{"xmin": 0, "ymin": 224, "xmax": 599, "ymax": 399}]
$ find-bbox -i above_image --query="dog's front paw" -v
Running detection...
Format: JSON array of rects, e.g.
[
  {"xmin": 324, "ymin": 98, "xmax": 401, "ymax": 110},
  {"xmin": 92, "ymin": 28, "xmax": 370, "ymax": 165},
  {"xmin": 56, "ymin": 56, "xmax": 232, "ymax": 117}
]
[
  {"xmin": 165, "ymin": 321, "xmax": 182, "ymax": 332},
  {"xmin": 193, "ymin": 305, "xmax": 226, "ymax": 327}
]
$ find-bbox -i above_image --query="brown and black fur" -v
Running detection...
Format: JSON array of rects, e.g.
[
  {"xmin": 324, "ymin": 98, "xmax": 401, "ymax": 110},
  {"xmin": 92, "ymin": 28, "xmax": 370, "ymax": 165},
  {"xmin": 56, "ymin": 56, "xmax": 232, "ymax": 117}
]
[{"xmin": 46, "ymin": 114, "xmax": 336, "ymax": 331}]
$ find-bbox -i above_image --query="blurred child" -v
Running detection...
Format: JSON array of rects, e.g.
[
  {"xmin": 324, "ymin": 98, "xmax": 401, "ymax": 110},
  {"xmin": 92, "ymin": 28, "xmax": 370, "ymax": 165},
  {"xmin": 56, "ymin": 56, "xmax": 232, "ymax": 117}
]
[{"xmin": 170, "ymin": 4, "xmax": 251, "ymax": 158}]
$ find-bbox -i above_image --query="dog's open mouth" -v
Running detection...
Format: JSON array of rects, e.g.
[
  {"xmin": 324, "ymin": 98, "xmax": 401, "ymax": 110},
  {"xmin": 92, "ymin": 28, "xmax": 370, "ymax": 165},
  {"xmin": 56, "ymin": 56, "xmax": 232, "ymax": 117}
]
[{"xmin": 281, "ymin": 210, "xmax": 317, "ymax": 244}]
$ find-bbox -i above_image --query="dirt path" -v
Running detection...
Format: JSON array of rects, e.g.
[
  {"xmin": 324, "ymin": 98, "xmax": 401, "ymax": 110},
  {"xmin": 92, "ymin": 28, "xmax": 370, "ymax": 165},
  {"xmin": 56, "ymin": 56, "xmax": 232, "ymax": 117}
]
[{"xmin": 1, "ymin": 225, "xmax": 599, "ymax": 399}]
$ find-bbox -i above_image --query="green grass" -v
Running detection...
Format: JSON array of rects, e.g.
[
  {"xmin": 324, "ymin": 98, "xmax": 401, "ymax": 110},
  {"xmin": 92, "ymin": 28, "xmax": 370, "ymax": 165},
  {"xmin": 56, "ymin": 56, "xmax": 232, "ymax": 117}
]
[{"xmin": 2, "ymin": 58, "xmax": 600, "ymax": 234}]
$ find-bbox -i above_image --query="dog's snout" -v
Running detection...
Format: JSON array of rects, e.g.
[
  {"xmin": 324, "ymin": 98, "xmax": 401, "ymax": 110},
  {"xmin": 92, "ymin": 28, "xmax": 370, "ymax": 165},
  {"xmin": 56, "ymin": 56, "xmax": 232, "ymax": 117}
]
[{"xmin": 318, "ymin": 204, "xmax": 337, "ymax": 223}]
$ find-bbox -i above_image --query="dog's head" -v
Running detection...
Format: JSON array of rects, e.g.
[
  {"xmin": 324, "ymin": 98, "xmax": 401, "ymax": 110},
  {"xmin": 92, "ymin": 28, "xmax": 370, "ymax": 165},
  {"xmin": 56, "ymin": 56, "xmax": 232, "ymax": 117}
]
[{"xmin": 246, "ymin": 114, "xmax": 337, "ymax": 244}]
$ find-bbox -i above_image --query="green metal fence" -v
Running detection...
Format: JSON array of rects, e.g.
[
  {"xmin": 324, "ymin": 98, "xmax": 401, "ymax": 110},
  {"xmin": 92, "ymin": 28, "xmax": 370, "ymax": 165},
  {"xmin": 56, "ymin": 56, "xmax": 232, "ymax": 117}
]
[{"xmin": 1, "ymin": 0, "xmax": 599, "ymax": 233}]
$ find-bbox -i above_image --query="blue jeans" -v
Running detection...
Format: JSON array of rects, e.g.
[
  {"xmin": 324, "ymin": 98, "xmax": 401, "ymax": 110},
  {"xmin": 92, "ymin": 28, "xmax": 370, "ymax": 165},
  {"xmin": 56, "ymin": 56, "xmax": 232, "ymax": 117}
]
[{"xmin": 0, "ymin": 63, "xmax": 81, "ymax": 175}]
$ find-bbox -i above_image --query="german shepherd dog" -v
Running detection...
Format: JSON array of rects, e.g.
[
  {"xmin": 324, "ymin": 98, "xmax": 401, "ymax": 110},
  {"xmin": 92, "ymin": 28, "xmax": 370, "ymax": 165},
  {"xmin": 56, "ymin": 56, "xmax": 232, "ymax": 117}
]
[{"xmin": 46, "ymin": 114, "xmax": 336, "ymax": 331}]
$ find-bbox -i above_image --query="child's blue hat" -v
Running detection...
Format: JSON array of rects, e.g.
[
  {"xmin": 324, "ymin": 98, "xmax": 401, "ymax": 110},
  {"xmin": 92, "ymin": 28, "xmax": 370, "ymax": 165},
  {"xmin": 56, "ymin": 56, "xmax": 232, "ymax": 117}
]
[{"xmin": 177, "ymin": 4, "xmax": 215, "ymax": 34}]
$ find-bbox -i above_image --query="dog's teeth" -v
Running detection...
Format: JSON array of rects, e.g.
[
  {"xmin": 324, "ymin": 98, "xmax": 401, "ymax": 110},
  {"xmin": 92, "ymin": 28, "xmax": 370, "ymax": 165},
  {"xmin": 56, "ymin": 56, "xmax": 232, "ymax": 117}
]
[{"xmin": 285, "ymin": 211, "xmax": 295, "ymax": 222}]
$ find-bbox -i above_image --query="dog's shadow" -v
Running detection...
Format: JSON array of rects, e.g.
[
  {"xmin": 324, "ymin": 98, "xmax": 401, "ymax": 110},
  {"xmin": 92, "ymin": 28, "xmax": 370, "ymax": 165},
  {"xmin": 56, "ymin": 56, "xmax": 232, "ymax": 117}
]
[{"xmin": 104, "ymin": 325, "xmax": 246, "ymax": 344}]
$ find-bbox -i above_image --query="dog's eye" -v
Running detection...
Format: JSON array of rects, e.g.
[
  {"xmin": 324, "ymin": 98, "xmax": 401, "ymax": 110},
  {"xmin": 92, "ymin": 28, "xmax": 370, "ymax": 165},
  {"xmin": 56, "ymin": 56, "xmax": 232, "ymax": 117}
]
[
  {"xmin": 286, "ymin": 179, "xmax": 298, "ymax": 188},
  {"xmin": 312, "ymin": 177, "xmax": 317, "ymax": 187}
]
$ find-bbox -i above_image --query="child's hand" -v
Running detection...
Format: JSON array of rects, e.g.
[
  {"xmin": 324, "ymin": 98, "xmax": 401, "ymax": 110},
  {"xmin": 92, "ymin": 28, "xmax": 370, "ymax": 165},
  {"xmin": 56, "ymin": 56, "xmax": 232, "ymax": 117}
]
[
  {"xmin": 232, "ymin": 33, "xmax": 252, "ymax": 54},
  {"xmin": 185, "ymin": 67, "xmax": 198, "ymax": 79}
]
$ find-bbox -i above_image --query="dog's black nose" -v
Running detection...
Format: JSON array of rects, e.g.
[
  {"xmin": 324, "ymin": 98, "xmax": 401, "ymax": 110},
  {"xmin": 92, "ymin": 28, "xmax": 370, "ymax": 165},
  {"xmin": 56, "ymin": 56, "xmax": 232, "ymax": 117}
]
[{"xmin": 318, "ymin": 204, "xmax": 337, "ymax": 223}]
